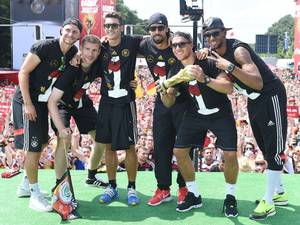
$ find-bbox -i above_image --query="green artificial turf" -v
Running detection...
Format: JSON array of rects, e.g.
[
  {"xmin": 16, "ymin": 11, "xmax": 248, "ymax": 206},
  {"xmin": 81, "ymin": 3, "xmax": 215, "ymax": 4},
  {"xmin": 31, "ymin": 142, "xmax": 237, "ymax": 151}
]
[{"xmin": 0, "ymin": 170, "xmax": 299, "ymax": 225}]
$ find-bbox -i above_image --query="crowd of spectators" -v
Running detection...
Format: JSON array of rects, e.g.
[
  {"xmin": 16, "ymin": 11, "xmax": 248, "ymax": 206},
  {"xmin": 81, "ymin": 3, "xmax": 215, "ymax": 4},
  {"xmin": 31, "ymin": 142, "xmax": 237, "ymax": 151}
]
[{"xmin": 0, "ymin": 64, "xmax": 300, "ymax": 175}]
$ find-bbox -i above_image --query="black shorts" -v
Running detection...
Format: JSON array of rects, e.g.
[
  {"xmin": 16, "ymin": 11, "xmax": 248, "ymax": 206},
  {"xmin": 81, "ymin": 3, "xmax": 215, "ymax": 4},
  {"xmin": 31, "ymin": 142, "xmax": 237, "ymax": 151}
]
[
  {"xmin": 51, "ymin": 102, "xmax": 97, "ymax": 135},
  {"xmin": 95, "ymin": 100, "xmax": 137, "ymax": 151},
  {"xmin": 175, "ymin": 111, "xmax": 237, "ymax": 151},
  {"xmin": 248, "ymin": 81, "xmax": 287, "ymax": 170},
  {"xmin": 13, "ymin": 100, "xmax": 48, "ymax": 152}
]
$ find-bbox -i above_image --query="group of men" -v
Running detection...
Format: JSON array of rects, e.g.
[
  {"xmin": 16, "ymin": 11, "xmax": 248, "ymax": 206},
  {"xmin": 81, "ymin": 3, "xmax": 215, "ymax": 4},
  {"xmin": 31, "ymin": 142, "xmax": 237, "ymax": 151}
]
[{"xmin": 13, "ymin": 11, "xmax": 288, "ymax": 221}]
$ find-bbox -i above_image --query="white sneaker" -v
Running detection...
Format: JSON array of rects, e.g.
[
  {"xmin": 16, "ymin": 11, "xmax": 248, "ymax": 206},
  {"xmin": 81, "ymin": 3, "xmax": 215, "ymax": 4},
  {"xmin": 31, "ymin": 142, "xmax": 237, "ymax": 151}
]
[
  {"xmin": 17, "ymin": 183, "xmax": 48, "ymax": 198},
  {"xmin": 29, "ymin": 194, "xmax": 53, "ymax": 212}
]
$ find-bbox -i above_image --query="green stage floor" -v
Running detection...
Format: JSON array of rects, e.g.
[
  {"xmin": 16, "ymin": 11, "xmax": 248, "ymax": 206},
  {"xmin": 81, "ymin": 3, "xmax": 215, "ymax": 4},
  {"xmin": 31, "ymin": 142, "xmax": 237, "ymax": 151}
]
[{"xmin": 0, "ymin": 170, "xmax": 299, "ymax": 225}]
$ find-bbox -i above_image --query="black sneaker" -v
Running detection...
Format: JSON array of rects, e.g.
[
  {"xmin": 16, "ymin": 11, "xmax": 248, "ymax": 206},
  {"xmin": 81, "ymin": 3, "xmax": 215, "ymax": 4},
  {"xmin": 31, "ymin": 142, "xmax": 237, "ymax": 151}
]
[
  {"xmin": 85, "ymin": 177, "xmax": 109, "ymax": 188},
  {"xmin": 223, "ymin": 194, "xmax": 238, "ymax": 217},
  {"xmin": 176, "ymin": 192, "xmax": 202, "ymax": 212}
]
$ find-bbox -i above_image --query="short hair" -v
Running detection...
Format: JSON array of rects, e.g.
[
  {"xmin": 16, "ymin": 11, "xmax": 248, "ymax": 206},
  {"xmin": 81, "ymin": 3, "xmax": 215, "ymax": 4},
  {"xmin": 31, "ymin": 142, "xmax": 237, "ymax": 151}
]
[
  {"xmin": 81, "ymin": 35, "xmax": 101, "ymax": 48},
  {"xmin": 173, "ymin": 31, "xmax": 193, "ymax": 43},
  {"xmin": 104, "ymin": 11, "xmax": 123, "ymax": 25}
]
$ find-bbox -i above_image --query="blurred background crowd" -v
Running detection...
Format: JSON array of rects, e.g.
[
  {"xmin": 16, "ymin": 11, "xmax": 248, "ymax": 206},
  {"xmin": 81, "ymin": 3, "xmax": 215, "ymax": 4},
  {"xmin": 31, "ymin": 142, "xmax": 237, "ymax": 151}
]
[{"xmin": 0, "ymin": 64, "xmax": 299, "ymax": 174}]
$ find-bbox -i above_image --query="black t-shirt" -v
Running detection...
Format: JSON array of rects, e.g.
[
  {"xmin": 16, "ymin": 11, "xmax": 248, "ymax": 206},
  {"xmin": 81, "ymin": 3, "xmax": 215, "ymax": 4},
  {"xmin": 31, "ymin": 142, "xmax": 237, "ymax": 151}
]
[
  {"xmin": 172, "ymin": 59, "xmax": 233, "ymax": 119},
  {"xmin": 139, "ymin": 37, "xmax": 178, "ymax": 102},
  {"xmin": 14, "ymin": 38, "xmax": 77, "ymax": 103},
  {"xmin": 100, "ymin": 35, "xmax": 143, "ymax": 104},
  {"xmin": 53, "ymin": 59, "xmax": 102, "ymax": 109}
]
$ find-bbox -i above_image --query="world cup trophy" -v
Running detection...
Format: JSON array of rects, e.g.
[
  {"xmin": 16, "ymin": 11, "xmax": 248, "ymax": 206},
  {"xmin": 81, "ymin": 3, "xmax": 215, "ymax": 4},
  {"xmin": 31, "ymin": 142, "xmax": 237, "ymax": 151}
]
[{"xmin": 160, "ymin": 67, "xmax": 194, "ymax": 92}]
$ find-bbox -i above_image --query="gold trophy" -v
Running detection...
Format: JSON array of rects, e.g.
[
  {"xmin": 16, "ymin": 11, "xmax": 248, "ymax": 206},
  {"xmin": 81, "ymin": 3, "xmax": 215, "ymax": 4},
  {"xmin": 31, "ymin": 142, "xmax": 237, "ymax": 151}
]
[{"xmin": 161, "ymin": 68, "xmax": 194, "ymax": 92}]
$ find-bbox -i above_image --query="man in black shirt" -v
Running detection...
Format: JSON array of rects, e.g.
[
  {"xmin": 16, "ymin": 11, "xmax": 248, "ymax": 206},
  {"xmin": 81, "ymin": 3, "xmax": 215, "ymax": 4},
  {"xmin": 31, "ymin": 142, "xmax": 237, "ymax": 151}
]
[
  {"xmin": 13, "ymin": 18, "xmax": 82, "ymax": 212},
  {"xmin": 95, "ymin": 12, "xmax": 142, "ymax": 206},
  {"xmin": 160, "ymin": 32, "xmax": 239, "ymax": 216},
  {"xmin": 201, "ymin": 17, "xmax": 288, "ymax": 220},
  {"xmin": 139, "ymin": 13, "xmax": 194, "ymax": 206},
  {"xmin": 48, "ymin": 35, "xmax": 108, "ymax": 189}
]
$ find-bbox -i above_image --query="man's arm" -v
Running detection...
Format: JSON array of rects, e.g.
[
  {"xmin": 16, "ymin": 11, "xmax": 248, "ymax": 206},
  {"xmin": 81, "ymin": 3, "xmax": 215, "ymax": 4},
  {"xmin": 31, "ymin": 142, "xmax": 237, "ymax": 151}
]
[
  {"xmin": 18, "ymin": 52, "xmax": 41, "ymax": 121},
  {"xmin": 186, "ymin": 65, "xmax": 233, "ymax": 94},
  {"xmin": 48, "ymin": 88, "xmax": 70, "ymax": 138},
  {"xmin": 208, "ymin": 48, "xmax": 263, "ymax": 90}
]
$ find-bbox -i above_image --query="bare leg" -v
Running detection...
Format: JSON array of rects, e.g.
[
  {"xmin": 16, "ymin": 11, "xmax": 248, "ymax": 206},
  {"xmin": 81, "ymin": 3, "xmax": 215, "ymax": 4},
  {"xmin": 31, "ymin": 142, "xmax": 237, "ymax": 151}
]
[
  {"xmin": 125, "ymin": 144, "xmax": 138, "ymax": 182},
  {"xmin": 54, "ymin": 137, "xmax": 70, "ymax": 179},
  {"xmin": 174, "ymin": 147, "xmax": 195, "ymax": 181}
]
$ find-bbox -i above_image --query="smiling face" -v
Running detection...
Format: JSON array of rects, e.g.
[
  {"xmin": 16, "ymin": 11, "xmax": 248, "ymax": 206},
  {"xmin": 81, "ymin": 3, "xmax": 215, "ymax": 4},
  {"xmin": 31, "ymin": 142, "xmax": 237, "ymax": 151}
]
[
  {"xmin": 80, "ymin": 41, "xmax": 101, "ymax": 66},
  {"xmin": 60, "ymin": 24, "xmax": 81, "ymax": 46},
  {"xmin": 104, "ymin": 17, "xmax": 123, "ymax": 41},
  {"xmin": 149, "ymin": 23, "xmax": 168, "ymax": 44},
  {"xmin": 171, "ymin": 35, "xmax": 193, "ymax": 62}
]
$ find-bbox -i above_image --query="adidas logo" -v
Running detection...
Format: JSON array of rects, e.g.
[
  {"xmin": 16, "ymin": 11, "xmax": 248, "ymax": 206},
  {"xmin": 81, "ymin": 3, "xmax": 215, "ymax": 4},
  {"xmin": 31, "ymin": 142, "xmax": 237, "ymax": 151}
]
[{"xmin": 267, "ymin": 120, "xmax": 275, "ymax": 126}]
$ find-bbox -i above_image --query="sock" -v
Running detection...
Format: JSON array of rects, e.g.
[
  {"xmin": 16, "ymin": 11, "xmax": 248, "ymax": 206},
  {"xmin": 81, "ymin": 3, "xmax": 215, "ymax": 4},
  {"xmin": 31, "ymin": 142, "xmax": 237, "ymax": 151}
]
[
  {"xmin": 127, "ymin": 181, "xmax": 136, "ymax": 189},
  {"xmin": 29, "ymin": 183, "xmax": 40, "ymax": 196},
  {"xmin": 88, "ymin": 169, "xmax": 97, "ymax": 180},
  {"xmin": 186, "ymin": 181, "xmax": 199, "ymax": 197},
  {"xmin": 263, "ymin": 169, "xmax": 281, "ymax": 205},
  {"xmin": 275, "ymin": 175, "xmax": 285, "ymax": 194},
  {"xmin": 109, "ymin": 180, "xmax": 117, "ymax": 189},
  {"xmin": 225, "ymin": 183, "xmax": 236, "ymax": 197},
  {"xmin": 22, "ymin": 175, "xmax": 29, "ymax": 187}
]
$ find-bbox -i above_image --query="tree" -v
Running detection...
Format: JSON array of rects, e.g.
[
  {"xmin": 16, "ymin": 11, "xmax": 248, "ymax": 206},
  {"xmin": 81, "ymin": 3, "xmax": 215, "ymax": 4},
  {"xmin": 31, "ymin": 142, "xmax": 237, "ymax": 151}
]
[
  {"xmin": 266, "ymin": 14, "xmax": 294, "ymax": 58},
  {"xmin": 116, "ymin": 0, "xmax": 148, "ymax": 35},
  {"xmin": 0, "ymin": 0, "xmax": 11, "ymax": 68}
]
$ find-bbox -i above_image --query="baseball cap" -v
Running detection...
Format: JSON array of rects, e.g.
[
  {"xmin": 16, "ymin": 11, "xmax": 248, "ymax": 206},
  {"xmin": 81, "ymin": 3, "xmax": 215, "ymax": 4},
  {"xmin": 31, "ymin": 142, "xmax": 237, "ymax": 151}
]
[
  {"xmin": 203, "ymin": 17, "xmax": 232, "ymax": 33},
  {"xmin": 148, "ymin": 13, "xmax": 168, "ymax": 27},
  {"xmin": 62, "ymin": 17, "xmax": 82, "ymax": 32}
]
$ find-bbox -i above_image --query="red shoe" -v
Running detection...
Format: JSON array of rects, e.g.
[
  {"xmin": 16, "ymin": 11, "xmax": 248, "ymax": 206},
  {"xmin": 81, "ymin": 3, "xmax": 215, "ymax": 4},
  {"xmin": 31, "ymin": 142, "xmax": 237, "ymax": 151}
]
[
  {"xmin": 178, "ymin": 187, "xmax": 188, "ymax": 204},
  {"xmin": 1, "ymin": 169, "xmax": 20, "ymax": 178},
  {"xmin": 148, "ymin": 188, "xmax": 172, "ymax": 206}
]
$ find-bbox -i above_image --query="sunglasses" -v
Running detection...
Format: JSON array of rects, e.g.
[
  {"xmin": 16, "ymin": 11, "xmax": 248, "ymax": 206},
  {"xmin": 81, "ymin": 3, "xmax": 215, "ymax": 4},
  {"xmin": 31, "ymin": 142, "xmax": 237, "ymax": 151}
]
[
  {"xmin": 149, "ymin": 26, "xmax": 165, "ymax": 32},
  {"xmin": 171, "ymin": 42, "xmax": 191, "ymax": 49},
  {"xmin": 255, "ymin": 162, "xmax": 265, "ymax": 166},
  {"xmin": 104, "ymin": 23, "xmax": 120, "ymax": 29},
  {"xmin": 204, "ymin": 30, "xmax": 222, "ymax": 38},
  {"xmin": 245, "ymin": 147, "xmax": 253, "ymax": 150}
]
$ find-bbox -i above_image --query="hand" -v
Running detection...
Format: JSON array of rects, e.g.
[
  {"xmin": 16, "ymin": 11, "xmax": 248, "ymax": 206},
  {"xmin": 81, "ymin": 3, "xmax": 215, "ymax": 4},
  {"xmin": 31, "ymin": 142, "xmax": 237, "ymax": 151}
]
[
  {"xmin": 100, "ymin": 36, "xmax": 109, "ymax": 43},
  {"xmin": 155, "ymin": 80, "xmax": 167, "ymax": 93},
  {"xmin": 195, "ymin": 48, "xmax": 210, "ymax": 60},
  {"xmin": 24, "ymin": 103, "xmax": 37, "ymax": 121},
  {"xmin": 207, "ymin": 51, "xmax": 232, "ymax": 71},
  {"xmin": 185, "ymin": 65, "xmax": 205, "ymax": 83},
  {"xmin": 59, "ymin": 128, "xmax": 72, "ymax": 139},
  {"xmin": 70, "ymin": 52, "xmax": 81, "ymax": 67},
  {"xmin": 129, "ymin": 80, "xmax": 137, "ymax": 89}
]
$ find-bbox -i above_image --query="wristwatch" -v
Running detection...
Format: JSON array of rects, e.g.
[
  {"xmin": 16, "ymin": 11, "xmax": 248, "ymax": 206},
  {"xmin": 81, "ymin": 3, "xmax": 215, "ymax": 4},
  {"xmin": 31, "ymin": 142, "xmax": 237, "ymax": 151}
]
[
  {"xmin": 204, "ymin": 75, "xmax": 212, "ymax": 85},
  {"xmin": 225, "ymin": 63, "xmax": 235, "ymax": 74}
]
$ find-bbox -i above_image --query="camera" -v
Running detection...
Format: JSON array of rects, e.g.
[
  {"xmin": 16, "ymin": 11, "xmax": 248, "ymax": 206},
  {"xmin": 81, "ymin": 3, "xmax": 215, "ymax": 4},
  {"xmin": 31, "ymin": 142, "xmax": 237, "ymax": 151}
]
[{"xmin": 179, "ymin": 0, "xmax": 203, "ymax": 18}]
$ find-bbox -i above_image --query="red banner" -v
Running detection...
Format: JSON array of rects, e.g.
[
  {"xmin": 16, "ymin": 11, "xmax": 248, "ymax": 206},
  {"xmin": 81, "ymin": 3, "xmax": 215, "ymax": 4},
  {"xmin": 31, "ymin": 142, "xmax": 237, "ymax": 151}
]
[
  {"xmin": 294, "ymin": 1, "xmax": 300, "ymax": 76},
  {"xmin": 79, "ymin": 0, "xmax": 116, "ymax": 39},
  {"xmin": 287, "ymin": 105, "xmax": 300, "ymax": 118}
]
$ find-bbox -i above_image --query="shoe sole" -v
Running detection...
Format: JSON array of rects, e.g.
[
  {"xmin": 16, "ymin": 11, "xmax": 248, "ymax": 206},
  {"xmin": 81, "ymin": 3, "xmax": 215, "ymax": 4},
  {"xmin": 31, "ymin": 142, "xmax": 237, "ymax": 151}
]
[
  {"xmin": 225, "ymin": 212, "xmax": 239, "ymax": 218},
  {"xmin": 29, "ymin": 204, "xmax": 53, "ymax": 212},
  {"xmin": 249, "ymin": 210, "xmax": 276, "ymax": 220},
  {"xmin": 17, "ymin": 192, "xmax": 49, "ymax": 198},
  {"xmin": 176, "ymin": 203, "xmax": 202, "ymax": 212},
  {"xmin": 147, "ymin": 196, "xmax": 173, "ymax": 206},
  {"xmin": 255, "ymin": 199, "xmax": 288, "ymax": 206}
]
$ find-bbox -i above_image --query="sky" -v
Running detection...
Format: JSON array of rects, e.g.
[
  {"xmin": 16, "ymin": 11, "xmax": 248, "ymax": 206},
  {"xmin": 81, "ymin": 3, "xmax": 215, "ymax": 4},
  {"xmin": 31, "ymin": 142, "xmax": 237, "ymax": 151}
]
[{"xmin": 123, "ymin": 0, "xmax": 295, "ymax": 43}]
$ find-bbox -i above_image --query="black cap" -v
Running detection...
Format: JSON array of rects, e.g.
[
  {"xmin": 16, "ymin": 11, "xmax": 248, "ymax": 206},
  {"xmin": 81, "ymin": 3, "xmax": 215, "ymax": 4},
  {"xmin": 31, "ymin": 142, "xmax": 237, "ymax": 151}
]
[
  {"xmin": 148, "ymin": 13, "xmax": 168, "ymax": 27},
  {"xmin": 203, "ymin": 17, "xmax": 232, "ymax": 33},
  {"xmin": 62, "ymin": 17, "xmax": 82, "ymax": 32}
]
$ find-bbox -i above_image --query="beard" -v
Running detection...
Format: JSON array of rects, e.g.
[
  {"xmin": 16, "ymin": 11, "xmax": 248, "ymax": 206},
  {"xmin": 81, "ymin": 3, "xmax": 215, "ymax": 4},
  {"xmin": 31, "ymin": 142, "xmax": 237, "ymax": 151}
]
[{"xmin": 152, "ymin": 35, "xmax": 164, "ymax": 44}]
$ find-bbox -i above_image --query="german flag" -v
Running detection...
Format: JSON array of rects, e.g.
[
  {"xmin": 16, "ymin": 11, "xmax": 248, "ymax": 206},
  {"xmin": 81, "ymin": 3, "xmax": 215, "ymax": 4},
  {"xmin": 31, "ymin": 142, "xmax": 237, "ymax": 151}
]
[{"xmin": 146, "ymin": 82, "xmax": 156, "ymax": 96}]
